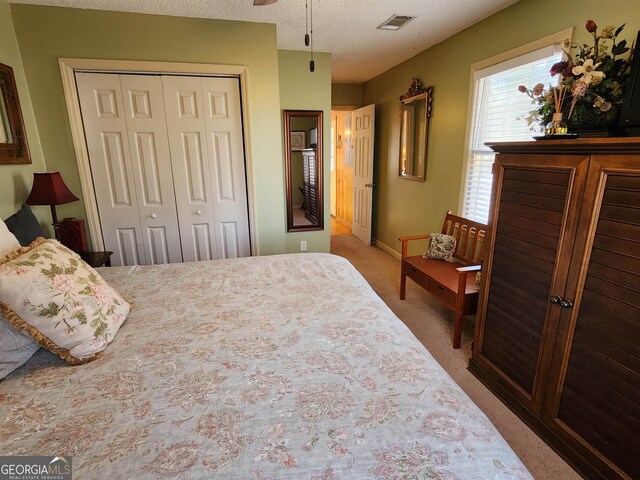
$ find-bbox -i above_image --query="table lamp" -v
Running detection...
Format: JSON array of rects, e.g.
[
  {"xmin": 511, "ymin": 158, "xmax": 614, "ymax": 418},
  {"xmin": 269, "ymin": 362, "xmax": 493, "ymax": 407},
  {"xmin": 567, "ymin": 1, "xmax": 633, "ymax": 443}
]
[{"xmin": 26, "ymin": 171, "xmax": 79, "ymax": 238}]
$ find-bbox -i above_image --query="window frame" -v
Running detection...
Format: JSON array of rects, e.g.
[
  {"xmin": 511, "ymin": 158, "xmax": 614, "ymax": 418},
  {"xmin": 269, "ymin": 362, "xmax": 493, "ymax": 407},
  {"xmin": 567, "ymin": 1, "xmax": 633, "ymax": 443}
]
[{"xmin": 458, "ymin": 28, "xmax": 574, "ymax": 223}]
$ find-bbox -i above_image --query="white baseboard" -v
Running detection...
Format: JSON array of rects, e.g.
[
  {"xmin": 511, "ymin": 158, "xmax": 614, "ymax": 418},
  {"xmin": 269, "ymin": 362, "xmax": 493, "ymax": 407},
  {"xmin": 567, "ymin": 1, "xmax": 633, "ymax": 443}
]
[{"xmin": 373, "ymin": 238, "xmax": 401, "ymax": 260}]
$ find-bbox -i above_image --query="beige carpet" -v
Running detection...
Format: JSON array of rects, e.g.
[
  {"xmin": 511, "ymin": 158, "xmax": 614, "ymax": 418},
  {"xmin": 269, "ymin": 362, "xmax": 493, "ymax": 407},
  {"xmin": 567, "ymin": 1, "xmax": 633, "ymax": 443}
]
[{"xmin": 330, "ymin": 233, "xmax": 583, "ymax": 480}]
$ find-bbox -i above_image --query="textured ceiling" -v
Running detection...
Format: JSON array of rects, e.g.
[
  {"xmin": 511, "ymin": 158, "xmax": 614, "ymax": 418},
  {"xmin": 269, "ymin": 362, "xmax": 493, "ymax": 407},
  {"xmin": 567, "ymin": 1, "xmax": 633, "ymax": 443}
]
[{"xmin": 10, "ymin": 0, "xmax": 519, "ymax": 83}]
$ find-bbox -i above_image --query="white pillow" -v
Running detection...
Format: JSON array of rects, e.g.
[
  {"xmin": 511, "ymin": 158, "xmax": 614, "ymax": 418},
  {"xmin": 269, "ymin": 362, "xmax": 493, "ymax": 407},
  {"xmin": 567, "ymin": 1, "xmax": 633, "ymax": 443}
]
[
  {"xmin": 1, "ymin": 218, "xmax": 40, "ymax": 378},
  {"xmin": 0, "ymin": 217, "xmax": 20, "ymax": 258},
  {"xmin": 0, "ymin": 316, "xmax": 40, "ymax": 379}
]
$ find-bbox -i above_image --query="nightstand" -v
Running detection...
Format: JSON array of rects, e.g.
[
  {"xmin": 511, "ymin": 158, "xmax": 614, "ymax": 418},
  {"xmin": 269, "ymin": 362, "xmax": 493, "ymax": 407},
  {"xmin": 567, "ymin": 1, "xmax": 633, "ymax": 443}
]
[{"xmin": 79, "ymin": 251, "xmax": 113, "ymax": 268}]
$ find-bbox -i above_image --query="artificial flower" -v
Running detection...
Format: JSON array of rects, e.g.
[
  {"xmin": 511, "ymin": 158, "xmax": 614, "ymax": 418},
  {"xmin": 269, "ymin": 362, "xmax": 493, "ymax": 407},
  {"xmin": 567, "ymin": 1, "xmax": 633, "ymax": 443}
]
[
  {"xmin": 572, "ymin": 59, "xmax": 606, "ymax": 85},
  {"xmin": 600, "ymin": 25, "xmax": 615, "ymax": 39},
  {"xmin": 593, "ymin": 97, "xmax": 612, "ymax": 111},
  {"xmin": 532, "ymin": 83, "xmax": 545, "ymax": 96},
  {"xmin": 572, "ymin": 81, "xmax": 589, "ymax": 98},
  {"xmin": 550, "ymin": 61, "xmax": 568, "ymax": 77},
  {"xmin": 518, "ymin": 19, "xmax": 631, "ymax": 131}
]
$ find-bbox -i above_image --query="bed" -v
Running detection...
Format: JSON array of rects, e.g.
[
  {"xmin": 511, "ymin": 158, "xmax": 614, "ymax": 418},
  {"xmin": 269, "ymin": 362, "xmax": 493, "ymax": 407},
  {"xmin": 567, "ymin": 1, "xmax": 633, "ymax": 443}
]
[{"xmin": 0, "ymin": 253, "xmax": 532, "ymax": 479}]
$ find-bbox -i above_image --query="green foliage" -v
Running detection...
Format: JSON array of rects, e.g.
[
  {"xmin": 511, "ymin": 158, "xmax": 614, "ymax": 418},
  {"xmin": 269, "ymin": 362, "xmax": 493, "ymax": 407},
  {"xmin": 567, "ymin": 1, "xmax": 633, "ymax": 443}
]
[
  {"xmin": 38, "ymin": 301, "xmax": 60, "ymax": 318},
  {"xmin": 41, "ymin": 263, "xmax": 64, "ymax": 279}
]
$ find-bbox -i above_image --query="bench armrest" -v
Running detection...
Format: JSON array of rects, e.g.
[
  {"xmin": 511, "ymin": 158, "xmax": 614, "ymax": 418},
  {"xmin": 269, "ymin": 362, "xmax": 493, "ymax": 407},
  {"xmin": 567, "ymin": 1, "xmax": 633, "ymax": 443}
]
[
  {"xmin": 398, "ymin": 234, "xmax": 430, "ymax": 258},
  {"xmin": 455, "ymin": 263, "xmax": 481, "ymax": 299},
  {"xmin": 398, "ymin": 234, "xmax": 430, "ymax": 242},
  {"xmin": 456, "ymin": 264, "xmax": 481, "ymax": 273}
]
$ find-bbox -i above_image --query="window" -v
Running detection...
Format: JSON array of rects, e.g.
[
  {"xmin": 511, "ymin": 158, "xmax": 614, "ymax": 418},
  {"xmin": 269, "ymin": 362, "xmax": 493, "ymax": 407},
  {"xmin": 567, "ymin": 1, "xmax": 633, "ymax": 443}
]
[{"xmin": 462, "ymin": 44, "xmax": 563, "ymax": 223}]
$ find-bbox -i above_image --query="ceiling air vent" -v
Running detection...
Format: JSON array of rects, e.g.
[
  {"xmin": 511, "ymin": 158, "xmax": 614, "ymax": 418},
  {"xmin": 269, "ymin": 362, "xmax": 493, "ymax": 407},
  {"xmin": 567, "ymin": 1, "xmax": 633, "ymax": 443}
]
[{"xmin": 377, "ymin": 14, "xmax": 416, "ymax": 31}]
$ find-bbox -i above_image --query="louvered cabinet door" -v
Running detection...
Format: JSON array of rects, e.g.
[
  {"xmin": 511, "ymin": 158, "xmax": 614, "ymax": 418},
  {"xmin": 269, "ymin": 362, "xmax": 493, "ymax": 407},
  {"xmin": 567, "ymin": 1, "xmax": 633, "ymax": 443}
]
[
  {"xmin": 474, "ymin": 154, "xmax": 590, "ymax": 414},
  {"xmin": 303, "ymin": 150, "xmax": 318, "ymax": 224},
  {"xmin": 544, "ymin": 155, "xmax": 640, "ymax": 480}
]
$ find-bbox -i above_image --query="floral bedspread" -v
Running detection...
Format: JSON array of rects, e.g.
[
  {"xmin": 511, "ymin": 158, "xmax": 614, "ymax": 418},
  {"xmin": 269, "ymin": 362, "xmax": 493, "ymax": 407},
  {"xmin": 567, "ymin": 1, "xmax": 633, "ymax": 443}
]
[{"xmin": 0, "ymin": 253, "xmax": 532, "ymax": 479}]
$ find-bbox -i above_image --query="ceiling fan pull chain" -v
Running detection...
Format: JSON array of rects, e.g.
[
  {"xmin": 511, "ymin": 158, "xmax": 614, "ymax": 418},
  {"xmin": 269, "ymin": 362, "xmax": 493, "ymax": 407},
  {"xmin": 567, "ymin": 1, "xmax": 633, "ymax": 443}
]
[
  {"xmin": 309, "ymin": 0, "xmax": 315, "ymax": 72},
  {"xmin": 305, "ymin": 0, "xmax": 310, "ymax": 46}
]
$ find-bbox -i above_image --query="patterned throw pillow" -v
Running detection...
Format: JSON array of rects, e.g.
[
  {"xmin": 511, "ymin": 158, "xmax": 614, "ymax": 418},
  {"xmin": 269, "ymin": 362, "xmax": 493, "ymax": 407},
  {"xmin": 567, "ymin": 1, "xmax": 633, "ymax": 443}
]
[
  {"xmin": 474, "ymin": 271, "xmax": 482, "ymax": 291},
  {"xmin": 424, "ymin": 233, "xmax": 457, "ymax": 262},
  {"xmin": 0, "ymin": 238, "xmax": 130, "ymax": 364}
]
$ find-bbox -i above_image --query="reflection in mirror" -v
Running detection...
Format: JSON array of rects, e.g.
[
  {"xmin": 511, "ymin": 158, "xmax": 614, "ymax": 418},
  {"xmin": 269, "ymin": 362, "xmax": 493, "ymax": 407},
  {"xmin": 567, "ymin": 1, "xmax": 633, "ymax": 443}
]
[
  {"xmin": 0, "ymin": 86, "xmax": 13, "ymax": 143},
  {"xmin": 399, "ymin": 78, "xmax": 432, "ymax": 181},
  {"xmin": 0, "ymin": 62, "xmax": 30, "ymax": 164},
  {"xmin": 284, "ymin": 110, "xmax": 323, "ymax": 231}
]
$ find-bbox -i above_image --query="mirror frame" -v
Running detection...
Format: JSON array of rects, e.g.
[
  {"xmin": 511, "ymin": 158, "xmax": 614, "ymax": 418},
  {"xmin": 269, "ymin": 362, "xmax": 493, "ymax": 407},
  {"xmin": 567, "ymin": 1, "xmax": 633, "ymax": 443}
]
[
  {"xmin": 0, "ymin": 62, "xmax": 30, "ymax": 165},
  {"xmin": 284, "ymin": 109, "xmax": 324, "ymax": 232},
  {"xmin": 398, "ymin": 78, "xmax": 432, "ymax": 181}
]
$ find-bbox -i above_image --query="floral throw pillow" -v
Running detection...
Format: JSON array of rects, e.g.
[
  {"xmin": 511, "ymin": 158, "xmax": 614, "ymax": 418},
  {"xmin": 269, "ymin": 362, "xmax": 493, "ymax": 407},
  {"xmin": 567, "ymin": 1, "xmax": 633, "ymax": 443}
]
[
  {"xmin": 0, "ymin": 238, "xmax": 130, "ymax": 365},
  {"xmin": 424, "ymin": 233, "xmax": 457, "ymax": 262}
]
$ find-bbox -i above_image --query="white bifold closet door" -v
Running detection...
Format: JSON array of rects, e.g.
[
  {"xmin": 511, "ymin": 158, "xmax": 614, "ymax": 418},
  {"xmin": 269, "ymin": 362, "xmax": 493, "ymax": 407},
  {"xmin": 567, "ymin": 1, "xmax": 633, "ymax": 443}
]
[
  {"xmin": 76, "ymin": 72, "xmax": 250, "ymax": 266},
  {"xmin": 162, "ymin": 76, "xmax": 250, "ymax": 262}
]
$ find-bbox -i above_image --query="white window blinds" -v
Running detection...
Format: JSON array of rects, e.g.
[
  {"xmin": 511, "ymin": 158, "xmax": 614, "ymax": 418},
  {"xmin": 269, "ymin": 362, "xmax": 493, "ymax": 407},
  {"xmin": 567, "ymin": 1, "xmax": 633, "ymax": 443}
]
[{"xmin": 462, "ymin": 45, "xmax": 563, "ymax": 223}]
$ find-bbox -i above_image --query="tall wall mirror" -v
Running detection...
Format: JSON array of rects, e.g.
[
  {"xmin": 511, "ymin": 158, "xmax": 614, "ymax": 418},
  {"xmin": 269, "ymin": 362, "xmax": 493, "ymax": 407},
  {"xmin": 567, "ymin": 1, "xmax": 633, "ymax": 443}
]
[
  {"xmin": 0, "ymin": 62, "xmax": 30, "ymax": 165},
  {"xmin": 284, "ymin": 110, "xmax": 324, "ymax": 231},
  {"xmin": 399, "ymin": 78, "xmax": 432, "ymax": 181}
]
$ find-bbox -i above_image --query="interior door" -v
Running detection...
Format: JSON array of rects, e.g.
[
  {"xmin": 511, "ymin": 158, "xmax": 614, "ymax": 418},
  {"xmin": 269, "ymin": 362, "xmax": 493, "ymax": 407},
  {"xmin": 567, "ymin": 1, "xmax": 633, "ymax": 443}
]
[
  {"xmin": 77, "ymin": 73, "xmax": 182, "ymax": 266},
  {"xmin": 352, "ymin": 104, "xmax": 375, "ymax": 244},
  {"xmin": 162, "ymin": 75, "xmax": 250, "ymax": 261},
  {"xmin": 162, "ymin": 75, "xmax": 216, "ymax": 262},
  {"xmin": 119, "ymin": 75, "xmax": 183, "ymax": 264},
  {"xmin": 200, "ymin": 77, "xmax": 251, "ymax": 258},
  {"xmin": 330, "ymin": 113, "xmax": 337, "ymax": 218}
]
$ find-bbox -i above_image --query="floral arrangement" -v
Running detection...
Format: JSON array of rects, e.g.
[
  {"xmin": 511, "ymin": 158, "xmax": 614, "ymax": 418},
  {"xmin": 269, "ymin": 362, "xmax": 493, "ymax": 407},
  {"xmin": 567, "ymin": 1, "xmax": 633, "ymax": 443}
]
[{"xmin": 519, "ymin": 20, "xmax": 632, "ymax": 131}]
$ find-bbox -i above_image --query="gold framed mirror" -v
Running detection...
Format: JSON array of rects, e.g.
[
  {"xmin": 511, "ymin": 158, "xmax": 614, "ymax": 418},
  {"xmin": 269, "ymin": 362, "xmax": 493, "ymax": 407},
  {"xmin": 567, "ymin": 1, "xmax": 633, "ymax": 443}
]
[
  {"xmin": 0, "ymin": 62, "xmax": 30, "ymax": 165},
  {"xmin": 399, "ymin": 78, "xmax": 431, "ymax": 181},
  {"xmin": 284, "ymin": 110, "xmax": 323, "ymax": 232}
]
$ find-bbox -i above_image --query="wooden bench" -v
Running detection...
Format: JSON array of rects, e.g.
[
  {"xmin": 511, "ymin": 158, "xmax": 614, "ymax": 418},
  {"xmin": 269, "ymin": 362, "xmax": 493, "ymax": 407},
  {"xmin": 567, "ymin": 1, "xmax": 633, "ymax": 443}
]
[{"xmin": 399, "ymin": 212, "xmax": 487, "ymax": 349}]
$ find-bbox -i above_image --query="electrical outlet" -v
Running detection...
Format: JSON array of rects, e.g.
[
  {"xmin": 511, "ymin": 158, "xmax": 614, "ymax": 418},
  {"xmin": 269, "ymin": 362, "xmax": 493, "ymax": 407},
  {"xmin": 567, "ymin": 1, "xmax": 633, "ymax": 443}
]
[{"xmin": 300, "ymin": 240, "xmax": 308, "ymax": 251}]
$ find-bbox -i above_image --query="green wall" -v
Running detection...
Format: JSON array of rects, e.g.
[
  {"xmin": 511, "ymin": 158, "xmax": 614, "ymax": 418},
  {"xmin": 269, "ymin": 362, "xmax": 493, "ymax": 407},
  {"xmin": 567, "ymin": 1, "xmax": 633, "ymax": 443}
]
[
  {"xmin": 0, "ymin": 0, "xmax": 46, "ymax": 223},
  {"xmin": 9, "ymin": 4, "xmax": 287, "ymax": 255},
  {"xmin": 363, "ymin": 0, "xmax": 640, "ymax": 256},
  {"xmin": 278, "ymin": 50, "xmax": 331, "ymax": 253},
  {"xmin": 332, "ymin": 83, "xmax": 363, "ymax": 108}
]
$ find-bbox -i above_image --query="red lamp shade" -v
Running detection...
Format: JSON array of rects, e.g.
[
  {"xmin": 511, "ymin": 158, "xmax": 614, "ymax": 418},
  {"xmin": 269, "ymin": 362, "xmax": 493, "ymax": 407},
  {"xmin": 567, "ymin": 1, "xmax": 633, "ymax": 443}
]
[
  {"xmin": 26, "ymin": 172, "xmax": 79, "ymax": 228},
  {"xmin": 26, "ymin": 172, "xmax": 79, "ymax": 206}
]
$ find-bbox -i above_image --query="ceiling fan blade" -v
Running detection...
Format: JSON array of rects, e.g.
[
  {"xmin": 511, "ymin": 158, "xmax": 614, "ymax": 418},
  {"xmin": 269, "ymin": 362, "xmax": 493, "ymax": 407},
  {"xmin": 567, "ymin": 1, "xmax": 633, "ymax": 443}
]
[{"xmin": 253, "ymin": 0, "xmax": 278, "ymax": 5}]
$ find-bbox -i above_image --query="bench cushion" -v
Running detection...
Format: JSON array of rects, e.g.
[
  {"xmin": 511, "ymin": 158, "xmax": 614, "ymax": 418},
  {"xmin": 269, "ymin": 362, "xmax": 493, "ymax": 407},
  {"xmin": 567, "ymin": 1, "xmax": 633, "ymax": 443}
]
[{"xmin": 405, "ymin": 255, "xmax": 478, "ymax": 294}]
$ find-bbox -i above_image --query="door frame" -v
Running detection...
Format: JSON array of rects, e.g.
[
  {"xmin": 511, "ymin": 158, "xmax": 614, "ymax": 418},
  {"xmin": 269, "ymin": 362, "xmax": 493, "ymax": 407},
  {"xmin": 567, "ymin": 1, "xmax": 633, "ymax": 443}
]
[{"xmin": 59, "ymin": 58, "xmax": 258, "ymax": 254}]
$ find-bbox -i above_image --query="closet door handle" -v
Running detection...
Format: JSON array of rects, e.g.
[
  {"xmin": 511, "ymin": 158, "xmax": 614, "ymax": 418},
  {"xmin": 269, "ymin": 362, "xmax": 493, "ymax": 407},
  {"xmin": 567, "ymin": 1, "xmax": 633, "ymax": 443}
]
[
  {"xmin": 150, "ymin": 213, "xmax": 157, "ymax": 219},
  {"xmin": 550, "ymin": 296, "xmax": 562, "ymax": 305},
  {"xmin": 196, "ymin": 210, "xmax": 203, "ymax": 216}
]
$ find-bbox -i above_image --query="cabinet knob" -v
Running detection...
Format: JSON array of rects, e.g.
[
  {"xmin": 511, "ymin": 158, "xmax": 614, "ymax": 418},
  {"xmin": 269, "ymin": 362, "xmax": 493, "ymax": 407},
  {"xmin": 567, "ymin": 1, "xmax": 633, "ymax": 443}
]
[
  {"xmin": 551, "ymin": 296, "xmax": 573, "ymax": 309},
  {"xmin": 150, "ymin": 213, "xmax": 157, "ymax": 219},
  {"xmin": 560, "ymin": 299, "xmax": 573, "ymax": 309},
  {"xmin": 196, "ymin": 210, "xmax": 202, "ymax": 216}
]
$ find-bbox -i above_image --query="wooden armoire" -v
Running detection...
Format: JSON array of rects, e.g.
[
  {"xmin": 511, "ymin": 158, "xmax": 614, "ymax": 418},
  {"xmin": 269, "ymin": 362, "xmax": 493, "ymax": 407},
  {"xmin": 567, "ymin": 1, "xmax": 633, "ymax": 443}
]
[{"xmin": 469, "ymin": 138, "xmax": 640, "ymax": 480}]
